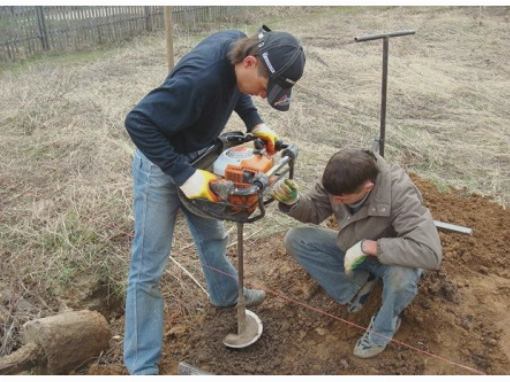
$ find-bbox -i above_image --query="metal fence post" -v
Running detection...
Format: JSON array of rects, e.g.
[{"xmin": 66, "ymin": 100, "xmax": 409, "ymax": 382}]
[{"xmin": 35, "ymin": 6, "xmax": 50, "ymax": 51}]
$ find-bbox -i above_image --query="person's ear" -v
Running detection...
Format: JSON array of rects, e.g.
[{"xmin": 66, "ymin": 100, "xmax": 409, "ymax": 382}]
[
  {"xmin": 242, "ymin": 55, "xmax": 258, "ymax": 68},
  {"xmin": 363, "ymin": 181, "xmax": 375, "ymax": 193}
]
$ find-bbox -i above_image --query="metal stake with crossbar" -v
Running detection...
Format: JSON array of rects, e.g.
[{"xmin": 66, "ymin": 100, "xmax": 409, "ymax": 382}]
[{"xmin": 354, "ymin": 30, "xmax": 472, "ymax": 236}]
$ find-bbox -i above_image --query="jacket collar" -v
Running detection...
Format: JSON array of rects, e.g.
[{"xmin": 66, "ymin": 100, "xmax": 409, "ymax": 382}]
[{"xmin": 365, "ymin": 153, "xmax": 392, "ymax": 217}]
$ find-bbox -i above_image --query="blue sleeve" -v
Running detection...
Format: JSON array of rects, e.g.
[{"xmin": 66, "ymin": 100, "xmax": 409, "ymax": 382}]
[
  {"xmin": 235, "ymin": 94, "xmax": 264, "ymax": 131},
  {"xmin": 124, "ymin": 77, "xmax": 202, "ymax": 186}
]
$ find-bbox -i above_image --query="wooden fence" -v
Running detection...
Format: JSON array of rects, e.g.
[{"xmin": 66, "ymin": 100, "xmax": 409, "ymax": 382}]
[{"xmin": 0, "ymin": 6, "xmax": 247, "ymax": 62}]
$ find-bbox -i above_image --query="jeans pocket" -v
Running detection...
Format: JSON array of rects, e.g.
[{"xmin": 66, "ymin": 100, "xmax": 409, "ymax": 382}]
[
  {"xmin": 133, "ymin": 150, "xmax": 156, "ymax": 175},
  {"xmin": 133, "ymin": 150, "xmax": 176, "ymax": 190}
]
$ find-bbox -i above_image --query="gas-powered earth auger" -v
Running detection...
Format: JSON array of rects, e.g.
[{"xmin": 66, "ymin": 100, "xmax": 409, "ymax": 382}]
[{"xmin": 178, "ymin": 131, "xmax": 298, "ymax": 348}]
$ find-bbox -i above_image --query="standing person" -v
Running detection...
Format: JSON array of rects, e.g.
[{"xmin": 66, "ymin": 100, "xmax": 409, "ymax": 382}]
[
  {"xmin": 123, "ymin": 26, "xmax": 305, "ymax": 375},
  {"xmin": 272, "ymin": 148, "xmax": 442, "ymax": 358}
]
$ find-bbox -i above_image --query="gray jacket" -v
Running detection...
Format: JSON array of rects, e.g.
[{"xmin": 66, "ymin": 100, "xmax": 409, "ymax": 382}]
[{"xmin": 283, "ymin": 154, "xmax": 442, "ymax": 270}]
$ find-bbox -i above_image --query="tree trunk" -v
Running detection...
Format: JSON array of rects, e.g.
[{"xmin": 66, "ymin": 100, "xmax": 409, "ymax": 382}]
[
  {"xmin": 0, "ymin": 342, "xmax": 45, "ymax": 375},
  {"xmin": 0, "ymin": 310, "xmax": 111, "ymax": 375},
  {"xmin": 23, "ymin": 310, "xmax": 111, "ymax": 374}
]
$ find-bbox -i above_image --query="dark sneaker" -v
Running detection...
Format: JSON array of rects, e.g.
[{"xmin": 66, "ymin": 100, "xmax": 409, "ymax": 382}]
[{"xmin": 353, "ymin": 315, "xmax": 401, "ymax": 358}]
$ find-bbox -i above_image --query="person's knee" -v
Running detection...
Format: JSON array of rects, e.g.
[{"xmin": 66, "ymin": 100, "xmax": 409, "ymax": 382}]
[
  {"xmin": 186, "ymin": 216, "xmax": 227, "ymax": 245},
  {"xmin": 195, "ymin": 230, "xmax": 227, "ymax": 247},
  {"xmin": 284, "ymin": 226, "xmax": 312, "ymax": 257},
  {"xmin": 283, "ymin": 227, "xmax": 298, "ymax": 254},
  {"xmin": 127, "ymin": 277, "xmax": 161, "ymax": 299},
  {"xmin": 384, "ymin": 266, "xmax": 420, "ymax": 296}
]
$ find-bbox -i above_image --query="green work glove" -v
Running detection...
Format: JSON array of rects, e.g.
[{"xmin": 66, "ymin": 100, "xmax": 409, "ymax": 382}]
[
  {"xmin": 272, "ymin": 179, "xmax": 299, "ymax": 205},
  {"xmin": 344, "ymin": 241, "xmax": 368, "ymax": 276}
]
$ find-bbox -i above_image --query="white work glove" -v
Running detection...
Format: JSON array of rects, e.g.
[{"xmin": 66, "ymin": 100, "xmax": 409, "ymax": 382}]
[
  {"xmin": 180, "ymin": 169, "xmax": 219, "ymax": 202},
  {"xmin": 272, "ymin": 179, "xmax": 299, "ymax": 205},
  {"xmin": 344, "ymin": 241, "xmax": 368, "ymax": 276},
  {"xmin": 252, "ymin": 124, "xmax": 279, "ymax": 155}
]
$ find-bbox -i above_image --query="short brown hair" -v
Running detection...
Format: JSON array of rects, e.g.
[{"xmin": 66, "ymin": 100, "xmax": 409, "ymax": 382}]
[
  {"xmin": 322, "ymin": 149, "xmax": 379, "ymax": 195},
  {"xmin": 227, "ymin": 35, "xmax": 270, "ymax": 78}
]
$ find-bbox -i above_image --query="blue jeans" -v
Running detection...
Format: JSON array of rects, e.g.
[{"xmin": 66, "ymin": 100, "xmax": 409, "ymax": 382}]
[
  {"xmin": 123, "ymin": 150, "xmax": 239, "ymax": 375},
  {"xmin": 285, "ymin": 225, "xmax": 422, "ymax": 346}
]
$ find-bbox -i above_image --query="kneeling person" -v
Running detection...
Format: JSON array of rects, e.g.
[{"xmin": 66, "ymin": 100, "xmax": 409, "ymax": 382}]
[{"xmin": 272, "ymin": 148, "xmax": 442, "ymax": 358}]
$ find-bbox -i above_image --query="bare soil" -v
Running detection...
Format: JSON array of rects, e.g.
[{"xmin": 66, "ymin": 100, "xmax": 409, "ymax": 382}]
[{"xmin": 89, "ymin": 175, "xmax": 510, "ymax": 375}]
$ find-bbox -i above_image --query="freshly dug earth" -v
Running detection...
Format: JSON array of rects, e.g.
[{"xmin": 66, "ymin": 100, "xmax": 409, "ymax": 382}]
[{"xmin": 90, "ymin": 175, "xmax": 510, "ymax": 375}]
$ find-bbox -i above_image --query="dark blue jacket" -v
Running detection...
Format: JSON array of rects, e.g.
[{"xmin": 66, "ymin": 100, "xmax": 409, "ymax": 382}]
[{"xmin": 125, "ymin": 30, "xmax": 263, "ymax": 186}]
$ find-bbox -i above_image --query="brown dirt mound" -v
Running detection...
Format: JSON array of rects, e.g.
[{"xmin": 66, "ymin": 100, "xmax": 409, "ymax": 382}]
[{"xmin": 90, "ymin": 175, "xmax": 510, "ymax": 375}]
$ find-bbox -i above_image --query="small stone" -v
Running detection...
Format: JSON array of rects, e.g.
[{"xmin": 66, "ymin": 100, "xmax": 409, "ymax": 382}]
[
  {"xmin": 195, "ymin": 353, "xmax": 207, "ymax": 363},
  {"xmin": 280, "ymin": 320, "xmax": 290, "ymax": 331},
  {"xmin": 315, "ymin": 327, "xmax": 327, "ymax": 336},
  {"xmin": 478, "ymin": 266, "xmax": 489, "ymax": 275},
  {"xmin": 113, "ymin": 335, "xmax": 121, "ymax": 341},
  {"xmin": 440, "ymin": 282, "xmax": 459, "ymax": 303},
  {"xmin": 460, "ymin": 316, "xmax": 473, "ymax": 330},
  {"xmin": 485, "ymin": 338, "xmax": 498, "ymax": 347},
  {"xmin": 165, "ymin": 324, "xmax": 187, "ymax": 337},
  {"xmin": 340, "ymin": 359, "xmax": 349, "ymax": 369}
]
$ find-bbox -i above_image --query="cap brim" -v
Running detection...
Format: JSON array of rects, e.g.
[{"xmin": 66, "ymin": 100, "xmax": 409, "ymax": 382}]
[{"xmin": 267, "ymin": 80, "xmax": 293, "ymax": 111}]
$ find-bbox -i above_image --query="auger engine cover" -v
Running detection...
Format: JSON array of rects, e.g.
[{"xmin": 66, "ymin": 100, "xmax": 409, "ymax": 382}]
[{"xmin": 212, "ymin": 146, "xmax": 274, "ymax": 213}]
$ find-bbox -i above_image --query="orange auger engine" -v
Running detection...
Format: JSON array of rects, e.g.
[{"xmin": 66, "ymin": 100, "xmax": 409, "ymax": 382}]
[
  {"xmin": 213, "ymin": 145, "xmax": 274, "ymax": 213},
  {"xmin": 177, "ymin": 131, "xmax": 298, "ymax": 223}
]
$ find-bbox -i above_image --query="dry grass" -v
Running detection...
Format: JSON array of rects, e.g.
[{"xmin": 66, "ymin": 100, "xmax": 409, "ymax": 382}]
[{"xmin": 1, "ymin": 6, "xmax": 509, "ymax": 359}]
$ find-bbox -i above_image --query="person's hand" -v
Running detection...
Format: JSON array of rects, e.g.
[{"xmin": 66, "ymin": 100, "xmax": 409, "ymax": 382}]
[
  {"xmin": 252, "ymin": 124, "xmax": 279, "ymax": 154},
  {"xmin": 180, "ymin": 169, "xmax": 219, "ymax": 202},
  {"xmin": 272, "ymin": 179, "xmax": 299, "ymax": 205},
  {"xmin": 344, "ymin": 241, "xmax": 368, "ymax": 276}
]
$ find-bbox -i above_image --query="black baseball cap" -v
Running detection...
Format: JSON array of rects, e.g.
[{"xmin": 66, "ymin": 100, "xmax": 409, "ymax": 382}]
[{"xmin": 256, "ymin": 25, "xmax": 305, "ymax": 111}]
